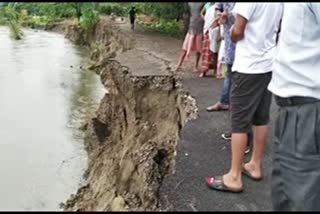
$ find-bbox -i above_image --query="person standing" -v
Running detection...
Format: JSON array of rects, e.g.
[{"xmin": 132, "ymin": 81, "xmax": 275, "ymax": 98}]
[
  {"xmin": 200, "ymin": 2, "xmax": 219, "ymax": 78},
  {"xmin": 268, "ymin": 3, "xmax": 320, "ymax": 211},
  {"xmin": 175, "ymin": 2, "xmax": 205, "ymax": 73},
  {"xmin": 205, "ymin": 3, "xmax": 283, "ymax": 193},
  {"xmin": 206, "ymin": 2, "xmax": 254, "ymax": 153},
  {"xmin": 206, "ymin": 2, "xmax": 235, "ymax": 112},
  {"xmin": 129, "ymin": 6, "xmax": 137, "ymax": 30}
]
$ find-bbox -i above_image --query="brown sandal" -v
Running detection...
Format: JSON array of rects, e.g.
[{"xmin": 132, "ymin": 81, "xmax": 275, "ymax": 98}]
[{"xmin": 205, "ymin": 176, "xmax": 243, "ymax": 193}]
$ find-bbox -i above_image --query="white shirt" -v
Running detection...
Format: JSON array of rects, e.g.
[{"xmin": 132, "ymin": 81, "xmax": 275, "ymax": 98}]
[
  {"xmin": 203, "ymin": 4, "xmax": 220, "ymax": 53},
  {"xmin": 268, "ymin": 3, "xmax": 320, "ymax": 99},
  {"xmin": 231, "ymin": 3, "xmax": 283, "ymax": 74},
  {"xmin": 203, "ymin": 5, "xmax": 217, "ymax": 34}
]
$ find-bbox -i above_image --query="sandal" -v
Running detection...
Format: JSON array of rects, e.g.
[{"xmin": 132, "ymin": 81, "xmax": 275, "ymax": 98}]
[
  {"xmin": 199, "ymin": 72, "xmax": 206, "ymax": 78},
  {"xmin": 205, "ymin": 176, "xmax": 243, "ymax": 193},
  {"xmin": 206, "ymin": 102, "xmax": 229, "ymax": 112},
  {"xmin": 242, "ymin": 165, "xmax": 263, "ymax": 181},
  {"xmin": 216, "ymin": 75, "xmax": 224, "ymax": 79}
]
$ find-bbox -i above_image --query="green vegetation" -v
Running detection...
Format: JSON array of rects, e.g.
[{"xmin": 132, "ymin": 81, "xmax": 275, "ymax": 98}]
[
  {"xmin": 134, "ymin": 3, "xmax": 189, "ymax": 38},
  {"xmin": 143, "ymin": 19, "xmax": 184, "ymax": 38},
  {"xmin": 98, "ymin": 3, "xmax": 130, "ymax": 16},
  {"xmin": 0, "ymin": 3, "xmax": 24, "ymax": 40},
  {"xmin": 0, "ymin": 3, "xmax": 190, "ymax": 38},
  {"xmin": 79, "ymin": 6, "xmax": 99, "ymax": 29}
]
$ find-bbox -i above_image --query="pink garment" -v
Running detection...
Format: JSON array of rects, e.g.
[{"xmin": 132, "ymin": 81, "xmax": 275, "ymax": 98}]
[{"xmin": 182, "ymin": 33, "xmax": 203, "ymax": 57}]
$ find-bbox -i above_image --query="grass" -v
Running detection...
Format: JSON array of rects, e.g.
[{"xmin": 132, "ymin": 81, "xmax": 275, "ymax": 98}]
[{"xmin": 137, "ymin": 15, "xmax": 184, "ymax": 39}]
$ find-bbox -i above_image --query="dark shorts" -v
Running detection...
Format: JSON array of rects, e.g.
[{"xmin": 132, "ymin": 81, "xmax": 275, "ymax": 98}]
[
  {"xmin": 230, "ymin": 72, "xmax": 272, "ymax": 133},
  {"xmin": 271, "ymin": 99, "xmax": 320, "ymax": 211}
]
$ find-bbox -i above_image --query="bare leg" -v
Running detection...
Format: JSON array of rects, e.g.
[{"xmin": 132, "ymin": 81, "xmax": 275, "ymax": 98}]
[
  {"xmin": 194, "ymin": 52, "xmax": 201, "ymax": 72},
  {"xmin": 244, "ymin": 125, "xmax": 268, "ymax": 178},
  {"xmin": 175, "ymin": 50, "xmax": 187, "ymax": 71},
  {"xmin": 222, "ymin": 133, "xmax": 248, "ymax": 189}
]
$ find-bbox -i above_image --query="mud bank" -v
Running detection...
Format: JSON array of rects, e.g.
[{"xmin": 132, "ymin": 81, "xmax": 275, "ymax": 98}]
[
  {"xmin": 53, "ymin": 18, "xmax": 198, "ymax": 211},
  {"xmin": 49, "ymin": 18, "xmax": 132, "ymax": 62}
]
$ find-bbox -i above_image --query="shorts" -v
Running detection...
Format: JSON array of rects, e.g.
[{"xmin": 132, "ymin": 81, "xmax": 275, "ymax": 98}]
[{"xmin": 231, "ymin": 72, "xmax": 272, "ymax": 133}]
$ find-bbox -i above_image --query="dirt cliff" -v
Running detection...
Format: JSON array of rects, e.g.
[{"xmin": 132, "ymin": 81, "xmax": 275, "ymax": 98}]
[{"xmin": 54, "ymin": 17, "xmax": 198, "ymax": 211}]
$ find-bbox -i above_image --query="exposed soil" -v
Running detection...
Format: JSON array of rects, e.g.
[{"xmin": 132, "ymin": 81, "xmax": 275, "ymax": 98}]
[{"xmin": 51, "ymin": 17, "xmax": 197, "ymax": 211}]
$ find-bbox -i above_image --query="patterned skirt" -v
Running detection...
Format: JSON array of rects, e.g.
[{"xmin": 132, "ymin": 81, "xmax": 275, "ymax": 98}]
[{"xmin": 201, "ymin": 32, "xmax": 217, "ymax": 73}]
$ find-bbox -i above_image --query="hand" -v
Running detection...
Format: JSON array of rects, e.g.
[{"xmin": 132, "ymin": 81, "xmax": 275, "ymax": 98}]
[
  {"xmin": 219, "ymin": 8, "xmax": 228, "ymax": 25},
  {"xmin": 218, "ymin": 34, "xmax": 224, "ymax": 41},
  {"xmin": 210, "ymin": 16, "xmax": 220, "ymax": 28}
]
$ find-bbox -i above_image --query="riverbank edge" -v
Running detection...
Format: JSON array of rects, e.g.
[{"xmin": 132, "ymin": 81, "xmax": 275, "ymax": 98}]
[{"xmin": 44, "ymin": 17, "xmax": 198, "ymax": 211}]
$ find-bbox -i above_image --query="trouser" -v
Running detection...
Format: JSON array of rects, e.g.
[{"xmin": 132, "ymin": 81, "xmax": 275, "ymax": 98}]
[
  {"xmin": 220, "ymin": 64, "xmax": 232, "ymax": 105},
  {"xmin": 271, "ymin": 97, "xmax": 320, "ymax": 211}
]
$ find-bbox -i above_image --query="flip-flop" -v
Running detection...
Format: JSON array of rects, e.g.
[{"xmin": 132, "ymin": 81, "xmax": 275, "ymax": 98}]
[
  {"xmin": 206, "ymin": 103, "xmax": 229, "ymax": 112},
  {"xmin": 205, "ymin": 176, "xmax": 243, "ymax": 193},
  {"xmin": 242, "ymin": 165, "xmax": 263, "ymax": 181}
]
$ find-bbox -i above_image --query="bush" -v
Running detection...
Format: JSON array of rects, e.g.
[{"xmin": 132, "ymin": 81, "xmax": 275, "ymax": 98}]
[
  {"xmin": 1, "ymin": 5, "xmax": 24, "ymax": 39},
  {"xmin": 27, "ymin": 15, "xmax": 54, "ymax": 29},
  {"xmin": 80, "ymin": 7, "xmax": 99, "ymax": 29},
  {"xmin": 98, "ymin": 3, "xmax": 128, "ymax": 16},
  {"xmin": 143, "ymin": 19, "xmax": 184, "ymax": 38}
]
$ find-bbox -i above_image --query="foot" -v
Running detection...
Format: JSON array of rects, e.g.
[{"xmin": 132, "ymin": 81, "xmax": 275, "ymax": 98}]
[
  {"xmin": 222, "ymin": 173, "xmax": 243, "ymax": 190},
  {"xmin": 175, "ymin": 65, "xmax": 183, "ymax": 72},
  {"xmin": 206, "ymin": 102, "xmax": 229, "ymax": 112},
  {"xmin": 193, "ymin": 67, "xmax": 200, "ymax": 73},
  {"xmin": 199, "ymin": 72, "xmax": 206, "ymax": 78},
  {"xmin": 216, "ymin": 74, "xmax": 224, "ymax": 79},
  {"xmin": 242, "ymin": 162, "xmax": 262, "ymax": 181}
]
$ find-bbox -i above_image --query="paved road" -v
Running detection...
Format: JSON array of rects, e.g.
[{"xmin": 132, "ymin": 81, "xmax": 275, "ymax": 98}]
[{"xmin": 117, "ymin": 19, "xmax": 279, "ymax": 211}]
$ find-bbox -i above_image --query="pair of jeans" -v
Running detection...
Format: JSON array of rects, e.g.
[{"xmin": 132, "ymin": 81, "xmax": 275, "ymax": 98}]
[{"xmin": 220, "ymin": 64, "xmax": 232, "ymax": 105}]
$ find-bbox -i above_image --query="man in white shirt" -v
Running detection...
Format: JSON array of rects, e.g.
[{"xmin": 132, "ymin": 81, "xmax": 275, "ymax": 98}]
[
  {"xmin": 268, "ymin": 3, "xmax": 320, "ymax": 211},
  {"xmin": 206, "ymin": 3, "xmax": 282, "ymax": 193}
]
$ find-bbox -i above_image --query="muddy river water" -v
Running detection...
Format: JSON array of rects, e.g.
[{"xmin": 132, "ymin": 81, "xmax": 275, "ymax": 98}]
[{"xmin": 0, "ymin": 26, "xmax": 104, "ymax": 211}]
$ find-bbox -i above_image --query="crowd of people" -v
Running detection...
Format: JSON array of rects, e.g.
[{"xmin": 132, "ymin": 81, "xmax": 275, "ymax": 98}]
[{"xmin": 175, "ymin": 2, "xmax": 320, "ymax": 211}]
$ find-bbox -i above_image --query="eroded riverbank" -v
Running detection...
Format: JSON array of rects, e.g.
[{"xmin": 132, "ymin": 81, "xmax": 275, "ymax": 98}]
[{"xmin": 43, "ymin": 18, "xmax": 198, "ymax": 211}]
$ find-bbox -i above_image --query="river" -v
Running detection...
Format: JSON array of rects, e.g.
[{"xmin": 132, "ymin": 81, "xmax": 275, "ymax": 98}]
[{"xmin": 0, "ymin": 26, "xmax": 104, "ymax": 211}]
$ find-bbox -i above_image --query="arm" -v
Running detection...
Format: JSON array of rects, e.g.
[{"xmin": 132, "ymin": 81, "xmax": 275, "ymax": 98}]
[
  {"xmin": 201, "ymin": 6, "xmax": 206, "ymax": 20},
  {"xmin": 230, "ymin": 3, "xmax": 256, "ymax": 43},
  {"xmin": 230, "ymin": 14, "xmax": 248, "ymax": 42}
]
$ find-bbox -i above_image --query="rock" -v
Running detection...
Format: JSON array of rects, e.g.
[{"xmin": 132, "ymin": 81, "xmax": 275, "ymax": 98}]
[{"xmin": 111, "ymin": 196, "xmax": 127, "ymax": 211}]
